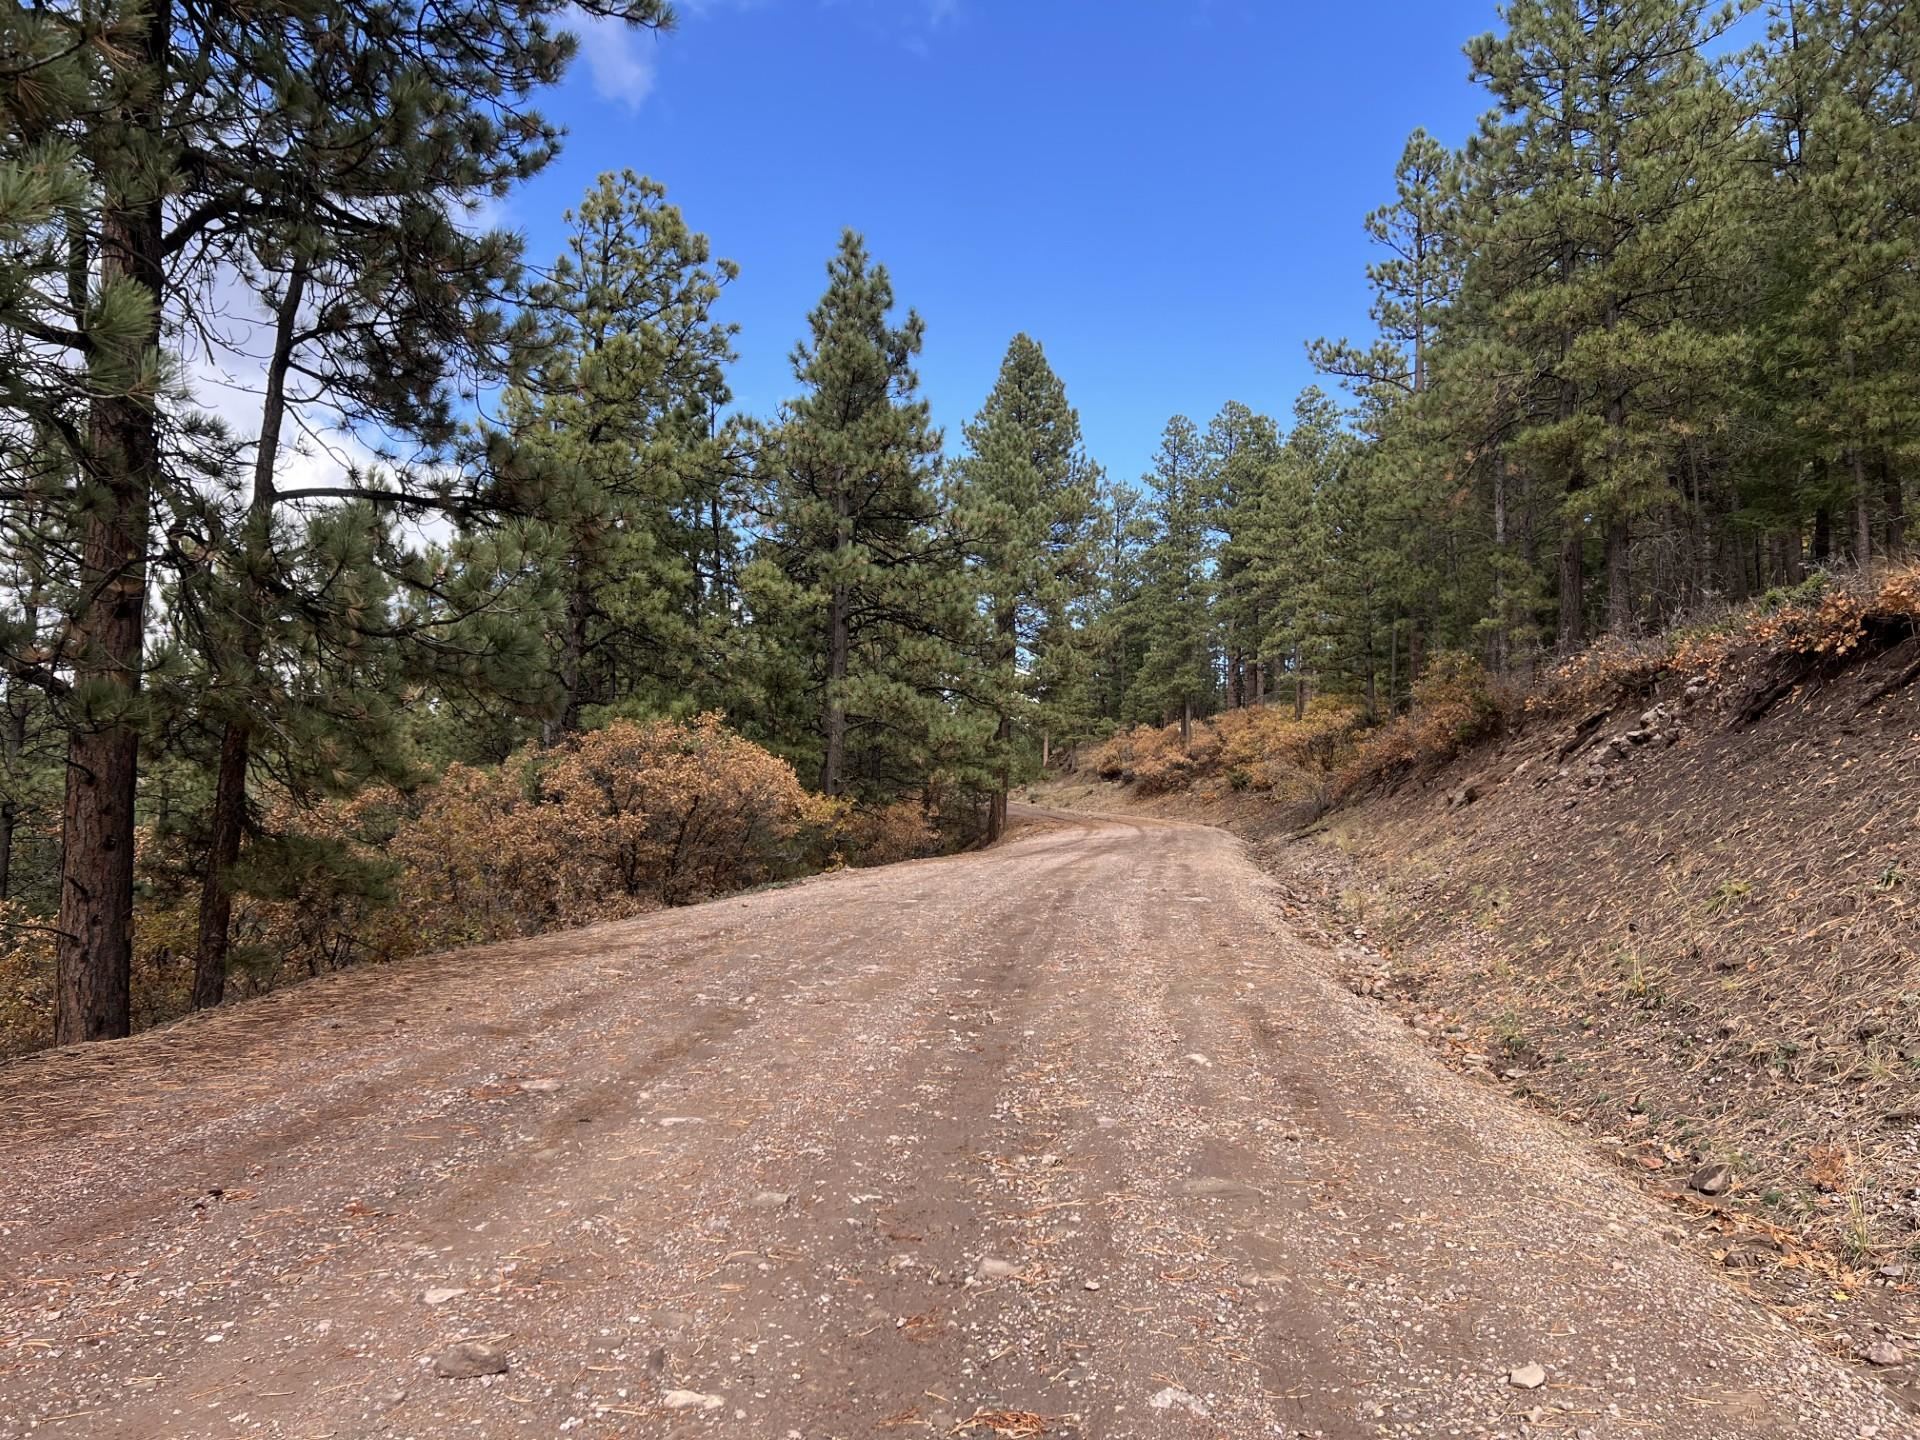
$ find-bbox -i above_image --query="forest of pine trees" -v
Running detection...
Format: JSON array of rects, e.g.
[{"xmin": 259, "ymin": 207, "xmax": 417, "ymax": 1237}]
[{"xmin": 1, "ymin": 0, "xmax": 1916, "ymax": 1048}]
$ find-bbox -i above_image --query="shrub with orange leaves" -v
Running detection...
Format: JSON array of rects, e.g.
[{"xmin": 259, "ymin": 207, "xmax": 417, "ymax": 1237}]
[
  {"xmin": 1087, "ymin": 719, "xmax": 1224, "ymax": 794},
  {"xmin": 1526, "ymin": 637, "xmax": 1669, "ymax": 716},
  {"xmin": 836, "ymin": 798, "xmax": 940, "ymax": 867},
  {"xmin": 0, "ymin": 716, "xmax": 859, "ymax": 1054},
  {"xmin": 0, "ymin": 901, "xmax": 54, "ymax": 1056},
  {"xmin": 1214, "ymin": 700, "xmax": 1367, "ymax": 798},
  {"xmin": 388, "ymin": 715, "xmax": 836, "ymax": 949},
  {"xmin": 1334, "ymin": 653, "xmax": 1507, "ymax": 800}
]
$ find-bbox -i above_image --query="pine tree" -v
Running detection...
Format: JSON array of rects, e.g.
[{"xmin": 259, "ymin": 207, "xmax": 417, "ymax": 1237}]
[
  {"xmin": 745, "ymin": 232, "xmax": 971, "ymax": 801},
  {"xmin": 490, "ymin": 171, "xmax": 738, "ymax": 743},
  {"xmin": 1204, "ymin": 402, "xmax": 1284, "ymax": 708},
  {"xmin": 1243, "ymin": 390, "xmax": 1341, "ymax": 715},
  {"xmin": 1084, "ymin": 478, "xmax": 1154, "ymax": 730},
  {"xmin": 1132, "ymin": 416, "xmax": 1216, "ymax": 743},
  {"xmin": 1747, "ymin": 1, "xmax": 1920, "ymax": 569},
  {"xmin": 1309, "ymin": 128, "xmax": 1460, "ymax": 405},
  {"xmin": 949, "ymin": 335, "xmax": 1099, "ymax": 837},
  {"xmin": 1460, "ymin": 0, "xmax": 1752, "ymax": 646},
  {"xmin": 0, "ymin": 0, "xmax": 673, "ymax": 1038}
]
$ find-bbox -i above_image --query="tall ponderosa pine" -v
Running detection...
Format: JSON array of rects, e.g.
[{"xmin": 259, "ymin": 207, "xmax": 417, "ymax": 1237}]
[
  {"xmin": 1459, "ymin": 0, "xmax": 1751, "ymax": 647},
  {"xmin": 746, "ymin": 232, "xmax": 971, "ymax": 800},
  {"xmin": 0, "ymin": 0, "xmax": 672, "ymax": 1040},
  {"xmin": 950, "ymin": 335, "xmax": 1099, "ymax": 838},
  {"xmin": 1747, "ymin": 1, "xmax": 1920, "ymax": 568},
  {"xmin": 1204, "ymin": 401, "xmax": 1283, "ymax": 709},
  {"xmin": 493, "ymin": 171, "xmax": 737, "ymax": 743},
  {"xmin": 1133, "ymin": 416, "xmax": 1216, "ymax": 743}
]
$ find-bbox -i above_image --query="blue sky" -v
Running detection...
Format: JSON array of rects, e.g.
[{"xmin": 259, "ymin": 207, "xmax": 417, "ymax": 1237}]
[{"xmin": 519, "ymin": 0, "xmax": 1502, "ymax": 485}]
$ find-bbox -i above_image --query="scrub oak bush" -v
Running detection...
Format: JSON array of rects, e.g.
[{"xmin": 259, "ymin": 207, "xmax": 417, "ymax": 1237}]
[
  {"xmin": 1333, "ymin": 654, "xmax": 1505, "ymax": 799},
  {"xmin": 389, "ymin": 714, "xmax": 836, "ymax": 947},
  {"xmin": 835, "ymin": 798, "xmax": 941, "ymax": 867}
]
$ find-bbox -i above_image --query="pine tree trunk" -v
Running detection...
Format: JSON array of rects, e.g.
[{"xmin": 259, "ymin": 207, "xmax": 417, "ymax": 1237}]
[
  {"xmin": 1492, "ymin": 467, "xmax": 1510, "ymax": 672},
  {"xmin": 1852, "ymin": 447, "xmax": 1873, "ymax": 571},
  {"xmin": 1882, "ymin": 456, "xmax": 1905, "ymax": 560},
  {"xmin": 194, "ymin": 264, "xmax": 305, "ymax": 1012},
  {"xmin": 987, "ymin": 605, "xmax": 1016, "ymax": 843},
  {"xmin": 55, "ymin": 20, "xmax": 167, "ymax": 1042},
  {"xmin": 1606, "ymin": 517, "xmax": 1632, "ymax": 635},
  {"xmin": 1387, "ymin": 617, "xmax": 1399, "ymax": 716},
  {"xmin": 986, "ymin": 714, "xmax": 1009, "ymax": 844},
  {"xmin": 1180, "ymin": 697, "xmax": 1192, "ymax": 750},
  {"xmin": 1252, "ymin": 661, "xmax": 1264, "ymax": 707},
  {"xmin": 194, "ymin": 723, "xmax": 249, "ymax": 1009},
  {"xmin": 1364, "ymin": 609, "xmax": 1378, "ymax": 719},
  {"xmin": 0, "ymin": 660, "xmax": 30, "ymax": 903},
  {"xmin": 1813, "ymin": 505, "xmax": 1832, "ymax": 563},
  {"xmin": 1557, "ymin": 519, "xmax": 1584, "ymax": 654},
  {"xmin": 0, "ymin": 800, "xmax": 13, "ymax": 903}
]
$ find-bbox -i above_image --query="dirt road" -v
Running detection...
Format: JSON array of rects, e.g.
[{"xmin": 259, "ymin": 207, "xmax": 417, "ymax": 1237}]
[{"xmin": 0, "ymin": 809, "xmax": 1907, "ymax": 1438}]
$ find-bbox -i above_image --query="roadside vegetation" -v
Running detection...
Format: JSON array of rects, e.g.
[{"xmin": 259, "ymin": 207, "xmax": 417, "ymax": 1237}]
[{"xmin": 1086, "ymin": 564, "xmax": 1920, "ymax": 819}]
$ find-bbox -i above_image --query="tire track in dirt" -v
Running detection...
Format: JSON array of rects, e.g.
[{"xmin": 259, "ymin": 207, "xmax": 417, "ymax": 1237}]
[{"xmin": 0, "ymin": 809, "xmax": 1910, "ymax": 1439}]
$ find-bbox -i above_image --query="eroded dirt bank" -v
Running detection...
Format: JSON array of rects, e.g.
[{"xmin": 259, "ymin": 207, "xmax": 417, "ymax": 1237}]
[{"xmin": 0, "ymin": 809, "xmax": 1907, "ymax": 1438}]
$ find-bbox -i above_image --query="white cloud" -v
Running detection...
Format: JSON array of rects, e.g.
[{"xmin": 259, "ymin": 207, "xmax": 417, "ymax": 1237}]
[{"xmin": 567, "ymin": 6, "xmax": 662, "ymax": 110}]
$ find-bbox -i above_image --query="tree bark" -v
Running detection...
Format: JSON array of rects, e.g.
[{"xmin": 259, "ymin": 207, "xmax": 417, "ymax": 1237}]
[
  {"xmin": 1557, "ymin": 518, "xmax": 1585, "ymax": 654},
  {"xmin": 194, "ymin": 264, "xmax": 305, "ymax": 1012},
  {"xmin": 1852, "ymin": 446, "xmax": 1872, "ymax": 570},
  {"xmin": 1387, "ymin": 617, "xmax": 1399, "ymax": 716},
  {"xmin": 55, "ymin": 3, "xmax": 168, "ymax": 1043},
  {"xmin": 0, "ymin": 583, "xmax": 41, "ymax": 904},
  {"xmin": 986, "ymin": 604, "xmax": 1016, "ymax": 843},
  {"xmin": 1606, "ymin": 516, "xmax": 1632, "ymax": 635},
  {"xmin": 194, "ymin": 722, "xmax": 250, "ymax": 1009},
  {"xmin": 1882, "ymin": 454, "xmax": 1905, "ymax": 560}
]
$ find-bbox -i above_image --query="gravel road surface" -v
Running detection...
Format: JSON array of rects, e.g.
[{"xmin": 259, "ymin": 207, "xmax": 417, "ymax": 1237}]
[{"xmin": 0, "ymin": 808, "xmax": 1908, "ymax": 1438}]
